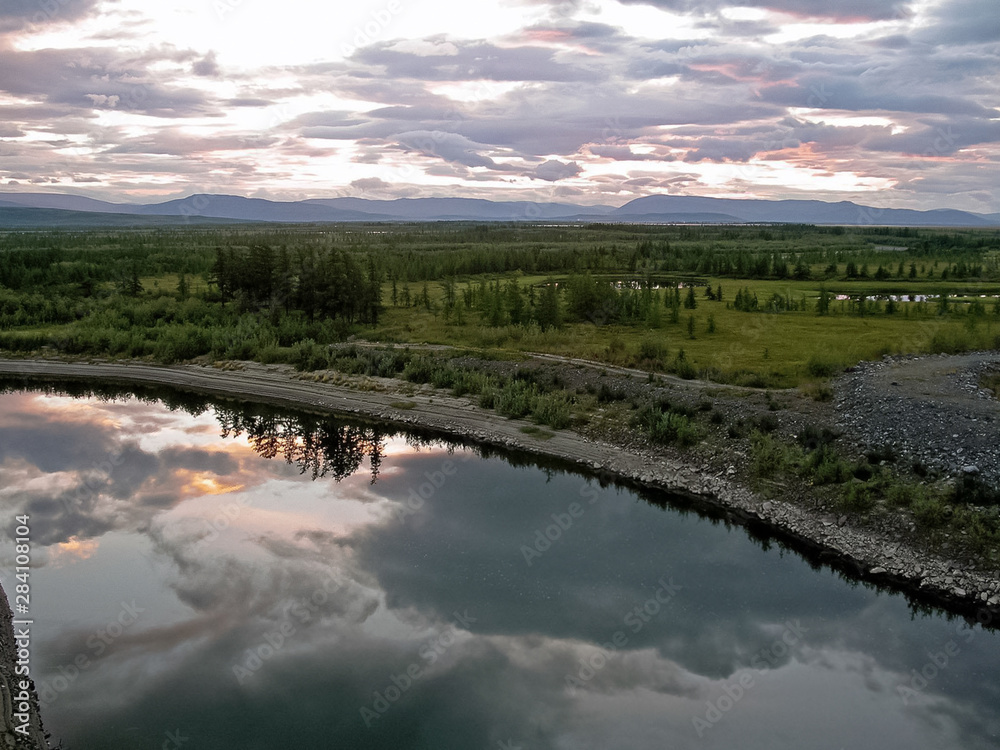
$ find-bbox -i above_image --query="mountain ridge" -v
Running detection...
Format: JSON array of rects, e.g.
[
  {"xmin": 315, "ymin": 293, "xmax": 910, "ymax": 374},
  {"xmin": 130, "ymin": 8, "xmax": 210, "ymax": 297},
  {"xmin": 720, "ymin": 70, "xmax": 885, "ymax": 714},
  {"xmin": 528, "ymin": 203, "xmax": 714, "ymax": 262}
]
[{"xmin": 0, "ymin": 192, "xmax": 995, "ymax": 227}]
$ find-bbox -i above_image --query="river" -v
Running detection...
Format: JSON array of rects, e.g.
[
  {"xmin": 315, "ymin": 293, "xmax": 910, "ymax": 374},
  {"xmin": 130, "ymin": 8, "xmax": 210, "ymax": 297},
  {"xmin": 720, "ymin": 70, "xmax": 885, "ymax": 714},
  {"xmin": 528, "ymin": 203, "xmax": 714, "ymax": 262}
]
[{"xmin": 0, "ymin": 384, "xmax": 998, "ymax": 749}]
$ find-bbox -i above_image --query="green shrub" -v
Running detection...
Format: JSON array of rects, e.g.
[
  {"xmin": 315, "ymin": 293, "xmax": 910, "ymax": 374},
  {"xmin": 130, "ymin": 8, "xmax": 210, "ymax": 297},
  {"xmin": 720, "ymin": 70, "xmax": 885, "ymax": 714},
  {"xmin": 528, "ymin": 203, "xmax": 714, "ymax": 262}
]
[
  {"xmin": 913, "ymin": 494, "xmax": 950, "ymax": 528},
  {"xmin": 495, "ymin": 379, "xmax": 537, "ymax": 419},
  {"xmin": 808, "ymin": 447, "xmax": 852, "ymax": 485},
  {"xmin": 531, "ymin": 391, "xmax": 573, "ymax": 429},
  {"xmin": 929, "ymin": 327, "xmax": 973, "ymax": 354},
  {"xmin": 750, "ymin": 432, "xmax": 790, "ymax": 478},
  {"xmin": 401, "ymin": 355, "xmax": 436, "ymax": 383},
  {"xmin": 841, "ymin": 484, "xmax": 877, "ymax": 513},
  {"xmin": 806, "ymin": 354, "xmax": 841, "ymax": 378},
  {"xmin": 291, "ymin": 339, "xmax": 328, "ymax": 371},
  {"xmin": 637, "ymin": 338, "xmax": 667, "ymax": 366},
  {"xmin": 648, "ymin": 411, "xmax": 701, "ymax": 447}
]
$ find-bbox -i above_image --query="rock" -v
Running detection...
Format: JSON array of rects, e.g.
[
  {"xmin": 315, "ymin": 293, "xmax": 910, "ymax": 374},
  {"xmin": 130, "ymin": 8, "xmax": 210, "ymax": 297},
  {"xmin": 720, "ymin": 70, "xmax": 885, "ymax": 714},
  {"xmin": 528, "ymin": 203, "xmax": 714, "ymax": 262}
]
[
  {"xmin": 870, "ymin": 567, "xmax": 887, "ymax": 575},
  {"xmin": 962, "ymin": 465, "xmax": 981, "ymax": 475},
  {"xmin": 951, "ymin": 587, "xmax": 967, "ymax": 597}
]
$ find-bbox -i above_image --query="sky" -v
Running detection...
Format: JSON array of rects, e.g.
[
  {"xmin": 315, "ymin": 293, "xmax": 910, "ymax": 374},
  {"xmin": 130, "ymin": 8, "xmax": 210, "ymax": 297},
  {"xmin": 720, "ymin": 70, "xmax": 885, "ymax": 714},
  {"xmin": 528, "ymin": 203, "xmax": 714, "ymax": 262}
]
[{"xmin": 0, "ymin": 0, "xmax": 997, "ymax": 211}]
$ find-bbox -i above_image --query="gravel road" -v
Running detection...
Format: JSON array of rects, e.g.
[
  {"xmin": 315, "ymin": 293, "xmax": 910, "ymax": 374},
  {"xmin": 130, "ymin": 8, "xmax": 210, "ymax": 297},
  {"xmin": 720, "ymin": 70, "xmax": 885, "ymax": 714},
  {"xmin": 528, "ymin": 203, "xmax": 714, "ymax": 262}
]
[{"xmin": 836, "ymin": 351, "xmax": 1000, "ymax": 484}]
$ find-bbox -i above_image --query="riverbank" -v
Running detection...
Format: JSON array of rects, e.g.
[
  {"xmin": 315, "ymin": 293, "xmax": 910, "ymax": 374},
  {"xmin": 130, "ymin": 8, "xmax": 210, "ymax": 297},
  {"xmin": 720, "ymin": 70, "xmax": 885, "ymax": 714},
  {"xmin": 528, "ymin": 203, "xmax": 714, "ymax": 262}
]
[
  {"xmin": 1, "ymin": 356, "xmax": 998, "ymax": 625},
  {"xmin": 0, "ymin": 580, "xmax": 47, "ymax": 750}
]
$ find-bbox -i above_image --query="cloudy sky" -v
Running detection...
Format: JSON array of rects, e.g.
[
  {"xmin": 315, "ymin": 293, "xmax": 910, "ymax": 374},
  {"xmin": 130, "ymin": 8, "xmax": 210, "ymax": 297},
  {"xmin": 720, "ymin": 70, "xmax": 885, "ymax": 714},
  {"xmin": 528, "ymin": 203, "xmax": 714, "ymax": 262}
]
[{"xmin": 0, "ymin": 0, "xmax": 998, "ymax": 210}]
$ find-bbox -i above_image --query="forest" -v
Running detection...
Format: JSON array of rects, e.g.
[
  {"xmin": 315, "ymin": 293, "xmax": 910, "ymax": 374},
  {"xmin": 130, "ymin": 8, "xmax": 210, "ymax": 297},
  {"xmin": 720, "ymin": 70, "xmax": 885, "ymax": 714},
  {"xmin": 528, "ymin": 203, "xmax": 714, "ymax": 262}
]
[{"xmin": 0, "ymin": 222, "xmax": 998, "ymax": 387}]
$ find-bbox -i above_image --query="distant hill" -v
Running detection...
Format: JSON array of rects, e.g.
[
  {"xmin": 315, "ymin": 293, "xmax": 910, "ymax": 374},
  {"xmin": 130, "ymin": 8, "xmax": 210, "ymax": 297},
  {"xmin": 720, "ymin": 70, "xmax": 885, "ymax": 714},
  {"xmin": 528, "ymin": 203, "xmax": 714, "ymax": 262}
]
[
  {"xmin": 0, "ymin": 191, "xmax": 995, "ymax": 227},
  {"xmin": 0, "ymin": 193, "xmax": 139, "ymax": 214},
  {"xmin": 131, "ymin": 194, "xmax": 396, "ymax": 223},
  {"xmin": 304, "ymin": 197, "xmax": 616, "ymax": 220},
  {"xmin": 612, "ymin": 195, "xmax": 996, "ymax": 227},
  {"xmin": 570, "ymin": 212, "xmax": 745, "ymax": 224},
  {"xmin": 0, "ymin": 206, "xmax": 260, "ymax": 228}
]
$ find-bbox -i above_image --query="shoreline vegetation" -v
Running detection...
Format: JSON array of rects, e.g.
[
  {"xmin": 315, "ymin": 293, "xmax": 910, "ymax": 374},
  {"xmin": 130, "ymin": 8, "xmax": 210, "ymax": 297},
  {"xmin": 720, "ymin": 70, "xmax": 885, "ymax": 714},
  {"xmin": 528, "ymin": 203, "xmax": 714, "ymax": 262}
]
[
  {"xmin": 1, "ymin": 222, "xmax": 999, "ymax": 631},
  {"xmin": 1, "ymin": 355, "xmax": 998, "ymax": 626}
]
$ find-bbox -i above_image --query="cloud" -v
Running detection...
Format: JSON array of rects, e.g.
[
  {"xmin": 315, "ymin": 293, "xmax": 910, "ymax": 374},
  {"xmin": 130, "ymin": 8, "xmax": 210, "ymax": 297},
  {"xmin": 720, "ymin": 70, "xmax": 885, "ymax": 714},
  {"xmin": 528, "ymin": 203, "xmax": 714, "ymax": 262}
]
[
  {"xmin": 531, "ymin": 159, "xmax": 581, "ymax": 181},
  {"xmin": 0, "ymin": 0, "xmax": 103, "ymax": 33},
  {"xmin": 354, "ymin": 40, "xmax": 606, "ymax": 83},
  {"xmin": 396, "ymin": 130, "xmax": 502, "ymax": 168},
  {"xmin": 350, "ymin": 177, "xmax": 393, "ymax": 192},
  {"xmin": 614, "ymin": 0, "xmax": 913, "ymax": 22},
  {"xmin": 192, "ymin": 51, "xmax": 220, "ymax": 77}
]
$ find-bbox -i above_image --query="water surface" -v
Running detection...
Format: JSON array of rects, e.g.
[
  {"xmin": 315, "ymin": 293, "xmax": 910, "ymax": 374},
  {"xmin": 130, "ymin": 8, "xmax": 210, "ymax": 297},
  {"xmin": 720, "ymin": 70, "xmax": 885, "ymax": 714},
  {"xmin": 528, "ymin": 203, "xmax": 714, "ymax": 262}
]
[{"xmin": 0, "ymin": 385, "xmax": 998, "ymax": 749}]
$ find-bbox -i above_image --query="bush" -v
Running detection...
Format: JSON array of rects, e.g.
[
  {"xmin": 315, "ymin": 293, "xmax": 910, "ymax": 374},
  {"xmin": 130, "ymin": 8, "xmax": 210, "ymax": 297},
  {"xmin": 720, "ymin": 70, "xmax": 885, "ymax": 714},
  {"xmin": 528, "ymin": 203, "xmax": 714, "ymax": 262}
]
[
  {"xmin": 929, "ymin": 328, "xmax": 973, "ymax": 354},
  {"xmin": 531, "ymin": 391, "xmax": 573, "ymax": 429},
  {"xmin": 494, "ymin": 379, "xmax": 537, "ymax": 419},
  {"xmin": 807, "ymin": 446, "xmax": 852, "ymax": 485},
  {"xmin": 648, "ymin": 411, "xmax": 701, "ymax": 447},
  {"xmin": 912, "ymin": 494, "xmax": 950, "ymax": 528},
  {"xmin": 750, "ymin": 432, "xmax": 790, "ymax": 478},
  {"xmin": 637, "ymin": 338, "xmax": 667, "ymax": 366},
  {"xmin": 401, "ymin": 355, "xmax": 436, "ymax": 383},
  {"xmin": 839, "ymin": 483, "xmax": 878, "ymax": 514},
  {"xmin": 806, "ymin": 354, "xmax": 842, "ymax": 378},
  {"xmin": 951, "ymin": 474, "xmax": 1000, "ymax": 507},
  {"xmin": 756, "ymin": 414, "xmax": 779, "ymax": 434},
  {"xmin": 673, "ymin": 356, "xmax": 698, "ymax": 380},
  {"xmin": 291, "ymin": 339, "xmax": 329, "ymax": 371}
]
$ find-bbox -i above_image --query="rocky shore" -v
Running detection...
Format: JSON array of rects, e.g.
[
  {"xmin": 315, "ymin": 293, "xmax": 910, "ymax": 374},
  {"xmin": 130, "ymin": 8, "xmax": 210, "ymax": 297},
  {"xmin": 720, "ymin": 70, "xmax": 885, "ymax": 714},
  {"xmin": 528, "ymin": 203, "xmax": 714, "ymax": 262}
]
[
  {"xmin": 0, "ymin": 581, "xmax": 47, "ymax": 750},
  {"xmin": 0, "ymin": 356, "xmax": 998, "ymax": 631}
]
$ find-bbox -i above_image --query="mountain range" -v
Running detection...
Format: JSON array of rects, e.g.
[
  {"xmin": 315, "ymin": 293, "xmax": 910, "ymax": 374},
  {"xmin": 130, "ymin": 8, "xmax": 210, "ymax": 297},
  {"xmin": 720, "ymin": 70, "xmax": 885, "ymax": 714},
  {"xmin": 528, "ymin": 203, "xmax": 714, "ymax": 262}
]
[{"xmin": 0, "ymin": 192, "xmax": 996, "ymax": 228}]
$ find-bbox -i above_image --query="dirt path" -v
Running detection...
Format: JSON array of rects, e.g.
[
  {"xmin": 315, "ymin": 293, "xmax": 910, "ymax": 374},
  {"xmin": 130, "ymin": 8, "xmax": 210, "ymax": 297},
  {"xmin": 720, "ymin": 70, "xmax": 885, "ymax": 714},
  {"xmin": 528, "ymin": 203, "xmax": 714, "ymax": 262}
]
[{"xmin": 335, "ymin": 339, "xmax": 770, "ymax": 393}]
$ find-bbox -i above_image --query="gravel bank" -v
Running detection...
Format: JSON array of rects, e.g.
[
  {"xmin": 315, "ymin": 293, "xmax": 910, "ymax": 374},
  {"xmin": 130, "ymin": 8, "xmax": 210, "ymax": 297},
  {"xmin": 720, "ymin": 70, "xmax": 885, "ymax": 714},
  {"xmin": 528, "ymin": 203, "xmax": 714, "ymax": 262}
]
[{"xmin": 836, "ymin": 351, "xmax": 1000, "ymax": 484}]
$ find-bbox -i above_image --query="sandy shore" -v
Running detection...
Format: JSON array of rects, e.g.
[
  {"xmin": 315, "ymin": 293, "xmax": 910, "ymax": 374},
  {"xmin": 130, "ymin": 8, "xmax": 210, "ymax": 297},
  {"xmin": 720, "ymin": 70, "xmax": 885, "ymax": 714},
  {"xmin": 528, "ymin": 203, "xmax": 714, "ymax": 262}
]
[{"xmin": 1, "ymin": 357, "xmax": 998, "ymax": 623}]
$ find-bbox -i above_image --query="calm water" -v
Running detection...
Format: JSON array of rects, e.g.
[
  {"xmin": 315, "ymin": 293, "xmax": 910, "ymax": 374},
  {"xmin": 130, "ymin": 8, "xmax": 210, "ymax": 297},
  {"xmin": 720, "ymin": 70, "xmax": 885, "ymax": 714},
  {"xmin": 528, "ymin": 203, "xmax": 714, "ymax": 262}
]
[{"xmin": 0, "ymin": 385, "xmax": 999, "ymax": 750}]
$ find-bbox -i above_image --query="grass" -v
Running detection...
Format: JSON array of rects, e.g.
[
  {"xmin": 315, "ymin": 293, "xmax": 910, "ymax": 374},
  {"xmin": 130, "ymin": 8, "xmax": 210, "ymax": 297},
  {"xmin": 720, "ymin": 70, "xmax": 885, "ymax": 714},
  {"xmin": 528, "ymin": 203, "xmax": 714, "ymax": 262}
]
[{"xmin": 371, "ymin": 273, "xmax": 1000, "ymax": 389}]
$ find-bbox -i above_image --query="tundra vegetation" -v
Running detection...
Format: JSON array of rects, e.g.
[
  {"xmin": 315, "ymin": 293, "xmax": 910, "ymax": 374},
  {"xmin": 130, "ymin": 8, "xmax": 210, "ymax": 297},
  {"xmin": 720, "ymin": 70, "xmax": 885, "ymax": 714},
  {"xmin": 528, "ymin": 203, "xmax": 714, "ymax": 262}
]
[{"xmin": 1, "ymin": 221, "xmax": 999, "ymax": 559}]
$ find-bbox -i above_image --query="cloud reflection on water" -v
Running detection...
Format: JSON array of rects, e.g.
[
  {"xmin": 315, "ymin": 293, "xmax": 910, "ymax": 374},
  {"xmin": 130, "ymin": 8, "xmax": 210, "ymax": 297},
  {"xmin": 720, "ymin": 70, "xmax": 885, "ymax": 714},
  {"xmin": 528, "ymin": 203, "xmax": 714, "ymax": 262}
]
[{"xmin": 0, "ymin": 387, "xmax": 998, "ymax": 749}]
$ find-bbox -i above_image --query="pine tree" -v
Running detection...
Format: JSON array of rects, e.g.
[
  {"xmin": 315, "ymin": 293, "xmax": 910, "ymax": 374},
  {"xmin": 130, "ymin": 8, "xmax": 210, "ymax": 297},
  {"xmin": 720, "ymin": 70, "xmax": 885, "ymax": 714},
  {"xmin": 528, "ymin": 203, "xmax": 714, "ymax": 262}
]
[
  {"xmin": 536, "ymin": 278, "xmax": 561, "ymax": 330},
  {"xmin": 684, "ymin": 285, "xmax": 697, "ymax": 309}
]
